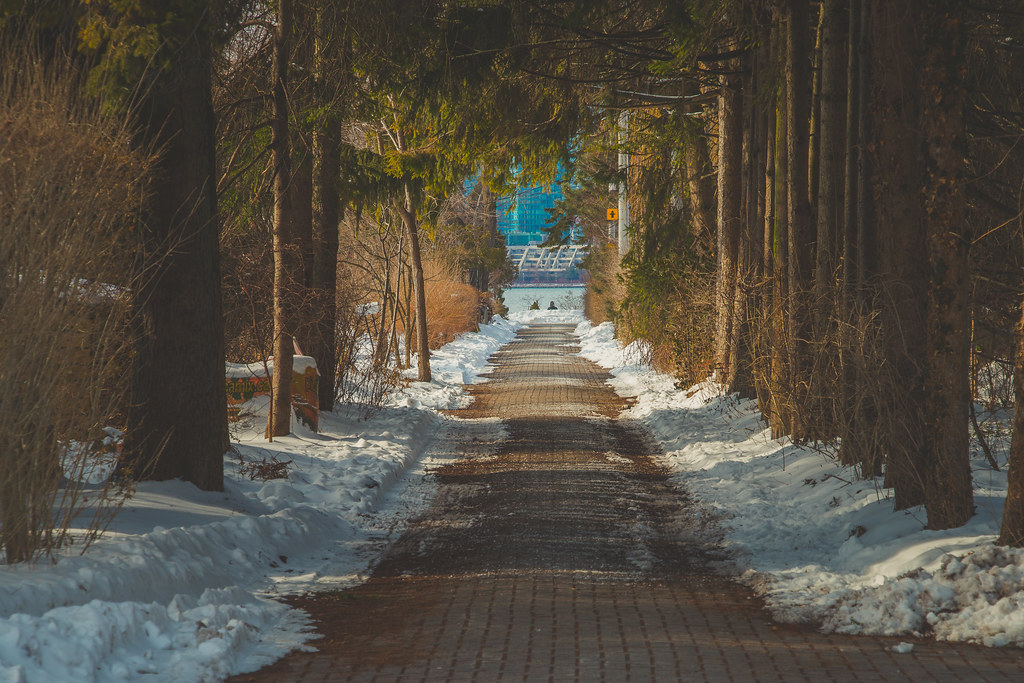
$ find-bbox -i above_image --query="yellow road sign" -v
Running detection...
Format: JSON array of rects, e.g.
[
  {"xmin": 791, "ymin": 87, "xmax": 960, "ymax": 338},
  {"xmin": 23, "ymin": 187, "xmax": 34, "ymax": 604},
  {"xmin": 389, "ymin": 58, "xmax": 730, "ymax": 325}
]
[{"xmin": 607, "ymin": 208, "xmax": 619, "ymax": 221}]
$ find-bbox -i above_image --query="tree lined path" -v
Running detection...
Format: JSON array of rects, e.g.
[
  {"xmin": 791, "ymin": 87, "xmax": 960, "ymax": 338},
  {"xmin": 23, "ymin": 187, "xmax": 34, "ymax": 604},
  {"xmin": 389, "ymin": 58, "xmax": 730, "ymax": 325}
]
[{"xmin": 235, "ymin": 324, "xmax": 1024, "ymax": 682}]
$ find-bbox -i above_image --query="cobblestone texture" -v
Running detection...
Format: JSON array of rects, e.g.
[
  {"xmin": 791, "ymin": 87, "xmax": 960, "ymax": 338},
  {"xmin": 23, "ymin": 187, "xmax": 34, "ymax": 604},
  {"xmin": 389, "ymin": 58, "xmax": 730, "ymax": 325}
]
[{"xmin": 232, "ymin": 324, "xmax": 1024, "ymax": 682}]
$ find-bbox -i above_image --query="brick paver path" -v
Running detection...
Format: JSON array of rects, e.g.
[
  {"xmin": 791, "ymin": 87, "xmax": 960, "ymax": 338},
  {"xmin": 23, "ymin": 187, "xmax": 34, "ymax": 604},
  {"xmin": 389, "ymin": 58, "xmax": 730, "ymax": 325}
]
[{"xmin": 233, "ymin": 324, "xmax": 1024, "ymax": 682}]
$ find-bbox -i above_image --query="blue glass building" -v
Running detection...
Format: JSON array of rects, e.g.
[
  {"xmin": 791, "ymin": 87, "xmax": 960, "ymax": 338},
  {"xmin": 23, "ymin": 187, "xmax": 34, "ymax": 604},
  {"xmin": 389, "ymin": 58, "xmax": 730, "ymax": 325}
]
[{"xmin": 495, "ymin": 170, "xmax": 567, "ymax": 246}]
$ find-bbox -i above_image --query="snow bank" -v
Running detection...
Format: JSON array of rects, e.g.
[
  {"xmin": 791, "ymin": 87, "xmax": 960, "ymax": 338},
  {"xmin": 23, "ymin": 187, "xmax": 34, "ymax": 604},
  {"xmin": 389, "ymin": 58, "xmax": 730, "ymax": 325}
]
[
  {"xmin": 0, "ymin": 315, "xmax": 519, "ymax": 682},
  {"xmin": 399, "ymin": 315, "xmax": 521, "ymax": 409},
  {"xmin": 574, "ymin": 318, "xmax": 1024, "ymax": 648}
]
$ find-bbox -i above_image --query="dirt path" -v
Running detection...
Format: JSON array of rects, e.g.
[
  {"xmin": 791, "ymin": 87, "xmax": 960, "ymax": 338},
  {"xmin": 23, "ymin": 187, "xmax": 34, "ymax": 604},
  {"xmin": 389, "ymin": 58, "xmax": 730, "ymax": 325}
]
[{"xmin": 232, "ymin": 324, "xmax": 1024, "ymax": 682}]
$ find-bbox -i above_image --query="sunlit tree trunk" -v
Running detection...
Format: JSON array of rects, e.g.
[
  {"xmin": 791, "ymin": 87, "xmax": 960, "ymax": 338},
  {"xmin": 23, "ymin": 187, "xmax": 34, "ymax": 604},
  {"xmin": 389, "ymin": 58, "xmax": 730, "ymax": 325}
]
[
  {"xmin": 770, "ymin": 15, "xmax": 792, "ymax": 438},
  {"xmin": 715, "ymin": 64, "xmax": 743, "ymax": 382},
  {"xmin": 270, "ymin": 0, "xmax": 295, "ymax": 438},
  {"xmin": 395, "ymin": 182, "xmax": 431, "ymax": 382},
  {"xmin": 786, "ymin": 0, "xmax": 814, "ymax": 441},
  {"xmin": 808, "ymin": 0, "xmax": 848, "ymax": 438},
  {"xmin": 757, "ymin": 40, "xmax": 777, "ymax": 421}
]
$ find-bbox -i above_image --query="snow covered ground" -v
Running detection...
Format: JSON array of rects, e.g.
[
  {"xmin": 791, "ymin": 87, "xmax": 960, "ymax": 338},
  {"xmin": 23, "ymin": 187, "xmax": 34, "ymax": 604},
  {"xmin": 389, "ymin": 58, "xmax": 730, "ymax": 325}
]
[
  {"xmin": 573, "ymin": 316, "xmax": 1024, "ymax": 648},
  {"xmin": 0, "ymin": 317, "xmax": 520, "ymax": 682},
  {"xmin": 5, "ymin": 307, "xmax": 1022, "ymax": 682}
]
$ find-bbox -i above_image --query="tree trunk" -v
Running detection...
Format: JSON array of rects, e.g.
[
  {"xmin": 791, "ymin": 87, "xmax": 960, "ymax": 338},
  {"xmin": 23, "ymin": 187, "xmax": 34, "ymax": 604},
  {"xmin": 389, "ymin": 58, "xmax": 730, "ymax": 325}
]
[
  {"xmin": 683, "ymin": 82, "xmax": 717, "ymax": 258},
  {"xmin": 124, "ymin": 8, "xmax": 226, "ymax": 490},
  {"xmin": 814, "ymin": 0, "xmax": 847, "ymax": 311},
  {"xmin": 291, "ymin": 148, "xmax": 314, "ymax": 347},
  {"xmin": 837, "ymin": 0, "xmax": 881, "ymax": 474},
  {"xmin": 270, "ymin": 0, "xmax": 295, "ymax": 438},
  {"xmin": 786, "ymin": 0, "xmax": 815, "ymax": 441},
  {"xmin": 757, "ymin": 49, "xmax": 777, "ymax": 421},
  {"xmin": 311, "ymin": 12, "xmax": 341, "ymax": 410},
  {"xmin": 715, "ymin": 66, "xmax": 743, "ymax": 382},
  {"xmin": 396, "ymin": 184, "xmax": 431, "ymax": 382},
  {"xmin": 867, "ymin": 0, "xmax": 927, "ymax": 509},
  {"xmin": 920, "ymin": 4, "xmax": 972, "ymax": 530},
  {"xmin": 770, "ymin": 18, "xmax": 792, "ymax": 438},
  {"xmin": 808, "ymin": 0, "xmax": 849, "ymax": 439},
  {"xmin": 999, "ymin": 299, "xmax": 1024, "ymax": 545},
  {"xmin": 729, "ymin": 44, "xmax": 764, "ymax": 400},
  {"xmin": 808, "ymin": 6, "xmax": 824, "ymax": 219}
]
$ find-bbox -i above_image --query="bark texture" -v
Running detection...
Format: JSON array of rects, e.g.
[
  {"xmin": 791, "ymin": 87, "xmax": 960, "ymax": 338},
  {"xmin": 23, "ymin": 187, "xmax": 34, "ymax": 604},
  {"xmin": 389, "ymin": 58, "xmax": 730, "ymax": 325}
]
[
  {"xmin": 867, "ymin": 0, "xmax": 927, "ymax": 509},
  {"xmin": 999, "ymin": 303, "xmax": 1024, "ymax": 545},
  {"xmin": 785, "ymin": 0, "xmax": 814, "ymax": 441},
  {"xmin": 920, "ymin": 3, "xmax": 973, "ymax": 529},
  {"xmin": 125, "ymin": 9, "xmax": 226, "ymax": 490},
  {"xmin": 714, "ymin": 68, "xmax": 743, "ymax": 382},
  {"xmin": 270, "ymin": 0, "xmax": 296, "ymax": 438},
  {"xmin": 397, "ymin": 183, "xmax": 431, "ymax": 382}
]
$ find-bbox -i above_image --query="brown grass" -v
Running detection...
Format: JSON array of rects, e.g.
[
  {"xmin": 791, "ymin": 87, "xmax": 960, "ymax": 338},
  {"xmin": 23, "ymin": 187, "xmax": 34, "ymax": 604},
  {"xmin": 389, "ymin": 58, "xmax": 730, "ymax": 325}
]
[
  {"xmin": 398, "ymin": 261, "xmax": 482, "ymax": 350},
  {"xmin": 0, "ymin": 47, "xmax": 150, "ymax": 563}
]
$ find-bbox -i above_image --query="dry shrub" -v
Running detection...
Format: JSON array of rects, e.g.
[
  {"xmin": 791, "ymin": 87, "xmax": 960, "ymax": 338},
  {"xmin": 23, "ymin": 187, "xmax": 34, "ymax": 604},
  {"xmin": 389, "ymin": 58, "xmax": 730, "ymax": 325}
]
[
  {"xmin": 420, "ymin": 262, "xmax": 481, "ymax": 349},
  {"xmin": 617, "ymin": 261, "xmax": 715, "ymax": 384},
  {"xmin": 0, "ymin": 49, "xmax": 149, "ymax": 563},
  {"xmin": 237, "ymin": 453, "xmax": 292, "ymax": 481},
  {"xmin": 582, "ymin": 243, "xmax": 623, "ymax": 325}
]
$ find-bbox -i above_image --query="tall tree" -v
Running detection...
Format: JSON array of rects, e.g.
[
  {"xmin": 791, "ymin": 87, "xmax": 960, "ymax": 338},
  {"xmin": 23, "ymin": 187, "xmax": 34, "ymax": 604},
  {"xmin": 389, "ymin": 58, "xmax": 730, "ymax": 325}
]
[
  {"xmin": 920, "ymin": 2, "xmax": 972, "ymax": 529},
  {"xmin": 310, "ymin": 1, "xmax": 348, "ymax": 412},
  {"xmin": 837, "ymin": 0, "xmax": 882, "ymax": 476},
  {"xmin": 269, "ymin": 0, "xmax": 297, "ymax": 437},
  {"xmin": 999, "ymin": 296, "xmax": 1024, "ymax": 545},
  {"xmin": 714, "ymin": 61, "xmax": 743, "ymax": 382},
  {"xmin": 867, "ymin": 0, "xmax": 928, "ymax": 509},
  {"xmin": 807, "ymin": 0, "xmax": 848, "ymax": 437},
  {"xmin": 769, "ymin": 13, "xmax": 793, "ymax": 439},
  {"xmin": 785, "ymin": 0, "xmax": 815, "ymax": 441},
  {"xmin": 394, "ymin": 175, "xmax": 432, "ymax": 383},
  {"xmin": 90, "ymin": 2, "xmax": 228, "ymax": 489}
]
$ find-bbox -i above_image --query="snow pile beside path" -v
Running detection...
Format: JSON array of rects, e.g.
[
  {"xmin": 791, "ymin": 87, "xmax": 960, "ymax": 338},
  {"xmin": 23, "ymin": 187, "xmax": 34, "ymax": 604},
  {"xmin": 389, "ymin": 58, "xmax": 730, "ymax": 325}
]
[
  {"xmin": 574, "ymin": 318, "xmax": 1024, "ymax": 647},
  {"xmin": 0, "ymin": 315, "xmax": 517, "ymax": 682},
  {"xmin": 399, "ymin": 315, "xmax": 521, "ymax": 409}
]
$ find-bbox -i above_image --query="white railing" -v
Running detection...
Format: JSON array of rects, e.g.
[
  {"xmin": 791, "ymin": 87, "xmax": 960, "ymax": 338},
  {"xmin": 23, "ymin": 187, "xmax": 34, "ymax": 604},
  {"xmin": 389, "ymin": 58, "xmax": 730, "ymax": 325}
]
[{"xmin": 508, "ymin": 245, "xmax": 584, "ymax": 274}]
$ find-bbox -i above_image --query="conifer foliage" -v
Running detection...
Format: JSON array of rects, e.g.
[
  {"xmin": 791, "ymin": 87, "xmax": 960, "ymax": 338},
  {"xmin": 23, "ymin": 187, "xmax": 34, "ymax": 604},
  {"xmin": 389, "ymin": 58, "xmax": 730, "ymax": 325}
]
[{"xmin": 4, "ymin": 0, "xmax": 1024, "ymax": 563}]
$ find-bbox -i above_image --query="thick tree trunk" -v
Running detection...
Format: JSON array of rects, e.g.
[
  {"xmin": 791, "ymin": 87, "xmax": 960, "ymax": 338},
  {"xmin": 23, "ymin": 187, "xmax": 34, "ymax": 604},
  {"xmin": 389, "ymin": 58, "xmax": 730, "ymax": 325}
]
[
  {"xmin": 715, "ymin": 67, "xmax": 743, "ymax": 382},
  {"xmin": 920, "ymin": 4, "xmax": 972, "ymax": 530},
  {"xmin": 867, "ymin": 0, "xmax": 928, "ymax": 509},
  {"xmin": 125, "ymin": 9, "xmax": 226, "ymax": 490},
  {"xmin": 270, "ymin": 0, "xmax": 295, "ymax": 438},
  {"xmin": 999, "ymin": 302, "xmax": 1024, "ymax": 545},
  {"xmin": 786, "ymin": 0, "xmax": 815, "ymax": 441}
]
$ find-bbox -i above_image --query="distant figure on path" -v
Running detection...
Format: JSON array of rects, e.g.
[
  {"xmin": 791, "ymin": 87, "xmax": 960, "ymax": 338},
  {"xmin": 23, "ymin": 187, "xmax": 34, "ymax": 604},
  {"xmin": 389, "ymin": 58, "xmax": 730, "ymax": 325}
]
[
  {"xmin": 547, "ymin": 301, "xmax": 557, "ymax": 310},
  {"xmin": 529, "ymin": 300, "xmax": 540, "ymax": 310}
]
